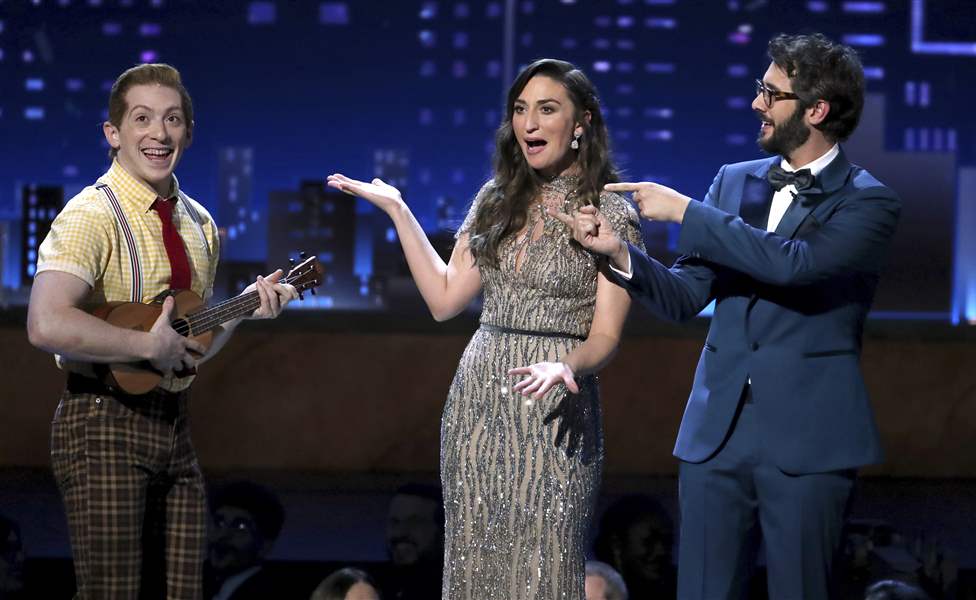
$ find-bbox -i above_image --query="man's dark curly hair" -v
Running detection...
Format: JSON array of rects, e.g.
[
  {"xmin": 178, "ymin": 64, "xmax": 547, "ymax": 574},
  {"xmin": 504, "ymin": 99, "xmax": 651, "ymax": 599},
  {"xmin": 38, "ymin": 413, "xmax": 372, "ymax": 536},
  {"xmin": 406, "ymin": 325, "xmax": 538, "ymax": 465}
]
[{"xmin": 767, "ymin": 33, "xmax": 865, "ymax": 142}]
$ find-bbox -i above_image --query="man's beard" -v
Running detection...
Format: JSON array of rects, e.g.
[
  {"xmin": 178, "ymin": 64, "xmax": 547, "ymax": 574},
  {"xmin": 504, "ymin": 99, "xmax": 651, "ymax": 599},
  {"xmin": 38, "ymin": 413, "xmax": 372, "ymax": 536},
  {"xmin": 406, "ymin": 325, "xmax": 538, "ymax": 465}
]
[{"xmin": 758, "ymin": 104, "xmax": 811, "ymax": 158}]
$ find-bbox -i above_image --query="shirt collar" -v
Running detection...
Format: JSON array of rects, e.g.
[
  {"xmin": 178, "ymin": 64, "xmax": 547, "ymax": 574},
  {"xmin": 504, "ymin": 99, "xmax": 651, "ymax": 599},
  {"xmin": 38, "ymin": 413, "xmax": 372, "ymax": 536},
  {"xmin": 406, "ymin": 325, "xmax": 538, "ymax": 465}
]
[
  {"xmin": 104, "ymin": 158, "xmax": 182, "ymax": 211},
  {"xmin": 780, "ymin": 144, "xmax": 839, "ymax": 176}
]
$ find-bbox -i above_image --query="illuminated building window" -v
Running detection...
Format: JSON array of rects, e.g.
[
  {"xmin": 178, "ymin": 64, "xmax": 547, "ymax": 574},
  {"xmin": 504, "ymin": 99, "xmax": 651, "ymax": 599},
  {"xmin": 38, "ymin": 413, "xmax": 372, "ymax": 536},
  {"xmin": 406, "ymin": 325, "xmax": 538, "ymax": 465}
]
[
  {"xmin": 102, "ymin": 22, "xmax": 122, "ymax": 35},
  {"xmin": 643, "ymin": 129, "xmax": 673, "ymax": 141},
  {"xmin": 320, "ymin": 3, "xmax": 350, "ymax": 25},
  {"xmin": 420, "ymin": 60, "xmax": 436, "ymax": 77},
  {"xmin": 25, "ymin": 107, "xmax": 45, "ymax": 120},
  {"xmin": 807, "ymin": 0, "xmax": 829, "ymax": 12},
  {"xmin": 842, "ymin": 34, "xmax": 885, "ymax": 47},
  {"xmin": 727, "ymin": 64, "xmax": 749, "ymax": 77},
  {"xmin": 843, "ymin": 1, "xmax": 885, "ymax": 13},
  {"xmin": 644, "ymin": 62, "xmax": 675, "ymax": 74},
  {"xmin": 140, "ymin": 23, "xmax": 162, "ymax": 37},
  {"xmin": 66, "ymin": 78, "xmax": 84, "ymax": 92},
  {"xmin": 419, "ymin": 30, "xmax": 436, "ymax": 48},
  {"xmin": 452, "ymin": 60, "xmax": 467, "ymax": 78},
  {"xmin": 863, "ymin": 66, "xmax": 884, "ymax": 80},
  {"xmin": 25, "ymin": 78, "xmax": 44, "ymax": 91},
  {"xmin": 419, "ymin": 2, "xmax": 437, "ymax": 19},
  {"xmin": 644, "ymin": 17, "xmax": 676, "ymax": 28},
  {"xmin": 140, "ymin": 50, "xmax": 158, "ymax": 62},
  {"xmin": 247, "ymin": 2, "xmax": 276, "ymax": 25},
  {"xmin": 485, "ymin": 60, "xmax": 501, "ymax": 77},
  {"xmin": 726, "ymin": 96, "xmax": 749, "ymax": 109},
  {"xmin": 593, "ymin": 61, "xmax": 611, "ymax": 73},
  {"xmin": 617, "ymin": 15, "xmax": 635, "ymax": 28},
  {"xmin": 521, "ymin": 1, "xmax": 535, "ymax": 15},
  {"xmin": 904, "ymin": 128, "xmax": 916, "ymax": 151},
  {"xmin": 486, "ymin": 2, "xmax": 501, "ymax": 18}
]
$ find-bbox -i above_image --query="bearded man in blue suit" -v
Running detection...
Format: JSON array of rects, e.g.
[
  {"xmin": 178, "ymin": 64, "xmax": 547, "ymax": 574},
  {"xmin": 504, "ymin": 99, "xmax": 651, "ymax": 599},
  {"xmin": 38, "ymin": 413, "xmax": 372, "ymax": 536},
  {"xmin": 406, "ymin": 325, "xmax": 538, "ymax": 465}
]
[{"xmin": 553, "ymin": 33, "xmax": 900, "ymax": 599}]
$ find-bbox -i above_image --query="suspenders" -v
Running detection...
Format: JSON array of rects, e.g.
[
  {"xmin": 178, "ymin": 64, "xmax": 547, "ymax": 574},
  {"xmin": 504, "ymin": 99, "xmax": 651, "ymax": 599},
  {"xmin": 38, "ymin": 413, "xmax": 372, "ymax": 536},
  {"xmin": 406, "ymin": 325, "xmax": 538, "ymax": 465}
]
[
  {"xmin": 96, "ymin": 183, "xmax": 211, "ymax": 303},
  {"xmin": 96, "ymin": 183, "xmax": 143, "ymax": 303}
]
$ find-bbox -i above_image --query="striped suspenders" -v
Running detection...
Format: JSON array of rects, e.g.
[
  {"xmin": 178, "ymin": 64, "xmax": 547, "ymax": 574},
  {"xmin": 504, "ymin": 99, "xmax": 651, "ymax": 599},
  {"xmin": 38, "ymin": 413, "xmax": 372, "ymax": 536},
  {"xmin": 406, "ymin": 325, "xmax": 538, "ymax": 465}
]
[
  {"xmin": 177, "ymin": 190, "xmax": 212, "ymax": 262},
  {"xmin": 96, "ymin": 183, "xmax": 143, "ymax": 303},
  {"xmin": 97, "ymin": 184, "xmax": 212, "ymax": 303}
]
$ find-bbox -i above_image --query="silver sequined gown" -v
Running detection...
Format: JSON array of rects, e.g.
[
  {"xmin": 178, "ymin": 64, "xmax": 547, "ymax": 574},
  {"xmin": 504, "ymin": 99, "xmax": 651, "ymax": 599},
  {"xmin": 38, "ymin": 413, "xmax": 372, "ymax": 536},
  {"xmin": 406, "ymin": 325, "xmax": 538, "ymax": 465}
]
[{"xmin": 441, "ymin": 176, "xmax": 645, "ymax": 599}]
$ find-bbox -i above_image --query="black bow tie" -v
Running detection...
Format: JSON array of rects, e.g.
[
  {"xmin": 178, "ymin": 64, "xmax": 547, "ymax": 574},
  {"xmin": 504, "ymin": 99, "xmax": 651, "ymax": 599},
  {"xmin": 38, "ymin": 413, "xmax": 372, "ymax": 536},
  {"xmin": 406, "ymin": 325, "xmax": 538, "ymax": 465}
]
[{"xmin": 766, "ymin": 164, "xmax": 816, "ymax": 192}]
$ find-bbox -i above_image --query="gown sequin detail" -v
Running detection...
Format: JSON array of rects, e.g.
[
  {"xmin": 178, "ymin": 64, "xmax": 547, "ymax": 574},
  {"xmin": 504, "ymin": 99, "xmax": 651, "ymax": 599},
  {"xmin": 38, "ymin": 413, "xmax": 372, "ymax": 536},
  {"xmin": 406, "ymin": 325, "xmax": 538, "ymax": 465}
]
[{"xmin": 441, "ymin": 176, "xmax": 645, "ymax": 599}]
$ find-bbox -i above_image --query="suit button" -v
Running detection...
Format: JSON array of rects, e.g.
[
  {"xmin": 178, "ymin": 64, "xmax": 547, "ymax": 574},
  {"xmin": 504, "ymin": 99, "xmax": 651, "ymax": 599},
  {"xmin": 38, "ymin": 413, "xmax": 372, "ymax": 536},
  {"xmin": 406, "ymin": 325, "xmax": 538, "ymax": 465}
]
[{"xmin": 750, "ymin": 342, "xmax": 759, "ymax": 351}]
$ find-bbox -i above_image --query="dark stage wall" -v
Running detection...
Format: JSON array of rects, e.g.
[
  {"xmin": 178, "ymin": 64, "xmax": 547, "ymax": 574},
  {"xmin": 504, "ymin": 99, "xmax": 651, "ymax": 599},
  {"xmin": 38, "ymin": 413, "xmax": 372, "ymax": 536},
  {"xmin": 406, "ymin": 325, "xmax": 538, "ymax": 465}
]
[{"xmin": 2, "ymin": 314, "xmax": 975, "ymax": 478}]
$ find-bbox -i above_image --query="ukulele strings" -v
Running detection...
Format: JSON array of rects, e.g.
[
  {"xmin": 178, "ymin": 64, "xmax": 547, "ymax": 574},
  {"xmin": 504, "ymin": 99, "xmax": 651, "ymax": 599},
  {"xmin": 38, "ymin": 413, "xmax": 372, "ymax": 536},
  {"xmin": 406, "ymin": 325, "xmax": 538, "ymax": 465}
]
[{"xmin": 170, "ymin": 271, "xmax": 307, "ymax": 336}]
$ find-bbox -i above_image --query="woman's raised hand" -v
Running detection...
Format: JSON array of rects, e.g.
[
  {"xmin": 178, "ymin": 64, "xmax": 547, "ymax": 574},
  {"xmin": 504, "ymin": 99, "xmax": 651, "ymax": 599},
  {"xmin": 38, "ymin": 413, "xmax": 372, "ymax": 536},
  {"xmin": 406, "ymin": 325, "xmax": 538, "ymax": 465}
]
[{"xmin": 327, "ymin": 173, "xmax": 405, "ymax": 214}]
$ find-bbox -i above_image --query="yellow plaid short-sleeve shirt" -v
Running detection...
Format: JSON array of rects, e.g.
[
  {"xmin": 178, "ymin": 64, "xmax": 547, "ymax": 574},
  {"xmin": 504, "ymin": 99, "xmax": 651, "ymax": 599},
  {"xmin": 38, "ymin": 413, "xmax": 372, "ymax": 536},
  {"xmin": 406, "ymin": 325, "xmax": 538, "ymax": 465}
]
[{"xmin": 37, "ymin": 159, "xmax": 221, "ymax": 391}]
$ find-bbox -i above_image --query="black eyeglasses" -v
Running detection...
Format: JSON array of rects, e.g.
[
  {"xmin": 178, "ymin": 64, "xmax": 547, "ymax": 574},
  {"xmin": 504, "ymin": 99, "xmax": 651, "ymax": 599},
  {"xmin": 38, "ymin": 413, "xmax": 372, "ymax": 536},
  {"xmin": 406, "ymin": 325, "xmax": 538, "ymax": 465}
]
[{"xmin": 755, "ymin": 79, "xmax": 799, "ymax": 107}]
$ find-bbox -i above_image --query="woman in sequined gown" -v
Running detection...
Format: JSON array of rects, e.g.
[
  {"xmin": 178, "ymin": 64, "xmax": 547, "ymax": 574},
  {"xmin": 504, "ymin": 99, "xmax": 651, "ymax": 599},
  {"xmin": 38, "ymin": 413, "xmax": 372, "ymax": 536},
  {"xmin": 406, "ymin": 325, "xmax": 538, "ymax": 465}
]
[{"xmin": 327, "ymin": 59, "xmax": 644, "ymax": 599}]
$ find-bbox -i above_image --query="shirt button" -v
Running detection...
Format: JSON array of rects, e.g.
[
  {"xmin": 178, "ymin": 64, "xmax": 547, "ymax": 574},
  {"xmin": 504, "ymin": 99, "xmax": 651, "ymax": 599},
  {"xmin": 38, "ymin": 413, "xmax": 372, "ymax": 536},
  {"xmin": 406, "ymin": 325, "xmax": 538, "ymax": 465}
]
[{"xmin": 750, "ymin": 342, "xmax": 760, "ymax": 351}]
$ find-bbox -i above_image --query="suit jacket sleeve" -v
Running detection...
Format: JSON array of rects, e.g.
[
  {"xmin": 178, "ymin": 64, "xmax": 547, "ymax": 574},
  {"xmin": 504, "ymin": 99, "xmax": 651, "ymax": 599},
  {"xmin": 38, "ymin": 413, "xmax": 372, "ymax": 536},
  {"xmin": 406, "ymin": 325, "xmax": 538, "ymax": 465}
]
[
  {"xmin": 677, "ymin": 174, "xmax": 901, "ymax": 288},
  {"xmin": 607, "ymin": 167, "xmax": 731, "ymax": 322}
]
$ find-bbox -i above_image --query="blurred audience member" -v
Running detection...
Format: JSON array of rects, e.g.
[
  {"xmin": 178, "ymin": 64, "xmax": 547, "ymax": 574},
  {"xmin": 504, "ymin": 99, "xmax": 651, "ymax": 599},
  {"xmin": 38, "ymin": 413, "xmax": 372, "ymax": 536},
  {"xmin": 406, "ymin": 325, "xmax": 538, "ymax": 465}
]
[
  {"xmin": 864, "ymin": 579, "xmax": 932, "ymax": 600},
  {"xmin": 378, "ymin": 483, "xmax": 444, "ymax": 600},
  {"xmin": 593, "ymin": 494, "xmax": 676, "ymax": 598},
  {"xmin": 585, "ymin": 560, "xmax": 627, "ymax": 600},
  {"xmin": 914, "ymin": 535, "xmax": 959, "ymax": 600},
  {"xmin": 836, "ymin": 519, "xmax": 960, "ymax": 600},
  {"xmin": 205, "ymin": 480, "xmax": 286, "ymax": 600},
  {"xmin": 310, "ymin": 567, "xmax": 381, "ymax": 600},
  {"xmin": 0, "ymin": 514, "xmax": 25, "ymax": 599}
]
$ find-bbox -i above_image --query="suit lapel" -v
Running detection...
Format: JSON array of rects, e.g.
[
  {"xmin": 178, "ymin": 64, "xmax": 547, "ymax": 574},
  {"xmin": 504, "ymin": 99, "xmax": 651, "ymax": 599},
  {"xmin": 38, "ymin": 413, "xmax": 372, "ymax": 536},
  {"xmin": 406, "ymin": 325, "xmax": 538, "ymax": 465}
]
[
  {"xmin": 739, "ymin": 158, "xmax": 778, "ymax": 229},
  {"xmin": 774, "ymin": 148, "xmax": 854, "ymax": 239}
]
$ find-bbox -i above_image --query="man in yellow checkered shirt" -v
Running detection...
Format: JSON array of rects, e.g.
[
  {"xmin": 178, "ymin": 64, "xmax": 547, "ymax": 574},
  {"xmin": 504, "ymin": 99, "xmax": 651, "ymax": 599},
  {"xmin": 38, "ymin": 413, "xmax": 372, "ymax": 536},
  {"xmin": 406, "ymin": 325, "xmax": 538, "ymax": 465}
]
[{"xmin": 26, "ymin": 64, "xmax": 298, "ymax": 599}]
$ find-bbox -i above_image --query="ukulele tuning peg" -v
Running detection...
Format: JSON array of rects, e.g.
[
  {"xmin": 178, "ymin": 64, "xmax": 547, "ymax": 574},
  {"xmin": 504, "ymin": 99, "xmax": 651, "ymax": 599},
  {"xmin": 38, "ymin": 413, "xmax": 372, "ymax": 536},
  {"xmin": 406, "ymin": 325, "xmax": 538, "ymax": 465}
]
[
  {"xmin": 299, "ymin": 251, "xmax": 307, "ymax": 260},
  {"xmin": 310, "ymin": 288, "xmax": 317, "ymax": 296},
  {"xmin": 289, "ymin": 257, "xmax": 295, "ymax": 267},
  {"xmin": 298, "ymin": 291, "xmax": 305, "ymax": 301}
]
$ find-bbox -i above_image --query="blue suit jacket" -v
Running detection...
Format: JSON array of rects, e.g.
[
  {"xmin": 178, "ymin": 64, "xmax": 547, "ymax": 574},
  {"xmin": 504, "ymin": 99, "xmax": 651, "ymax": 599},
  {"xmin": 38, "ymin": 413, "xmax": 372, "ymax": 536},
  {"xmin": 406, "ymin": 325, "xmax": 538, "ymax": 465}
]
[{"xmin": 614, "ymin": 150, "xmax": 901, "ymax": 474}]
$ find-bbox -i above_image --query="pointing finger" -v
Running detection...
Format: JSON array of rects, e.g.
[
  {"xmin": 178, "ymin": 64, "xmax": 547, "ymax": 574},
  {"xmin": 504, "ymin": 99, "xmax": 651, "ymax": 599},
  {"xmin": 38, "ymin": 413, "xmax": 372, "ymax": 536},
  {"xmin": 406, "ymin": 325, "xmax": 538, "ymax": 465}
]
[
  {"xmin": 547, "ymin": 207, "xmax": 575, "ymax": 226},
  {"xmin": 604, "ymin": 182, "xmax": 645, "ymax": 193}
]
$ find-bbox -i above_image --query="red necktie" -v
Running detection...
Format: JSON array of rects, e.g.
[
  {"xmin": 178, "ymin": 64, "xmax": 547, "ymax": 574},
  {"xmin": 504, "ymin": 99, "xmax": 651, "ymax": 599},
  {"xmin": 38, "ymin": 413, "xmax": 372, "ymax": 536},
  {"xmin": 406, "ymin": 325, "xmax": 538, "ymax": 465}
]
[{"xmin": 152, "ymin": 197, "xmax": 192, "ymax": 290}]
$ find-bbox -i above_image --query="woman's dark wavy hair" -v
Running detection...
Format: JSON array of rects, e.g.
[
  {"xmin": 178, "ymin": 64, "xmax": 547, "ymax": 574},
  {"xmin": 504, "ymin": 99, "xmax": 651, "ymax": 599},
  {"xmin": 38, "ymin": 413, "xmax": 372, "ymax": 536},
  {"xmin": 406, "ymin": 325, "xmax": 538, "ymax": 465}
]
[
  {"xmin": 467, "ymin": 58, "xmax": 618, "ymax": 267},
  {"xmin": 768, "ymin": 33, "xmax": 865, "ymax": 142}
]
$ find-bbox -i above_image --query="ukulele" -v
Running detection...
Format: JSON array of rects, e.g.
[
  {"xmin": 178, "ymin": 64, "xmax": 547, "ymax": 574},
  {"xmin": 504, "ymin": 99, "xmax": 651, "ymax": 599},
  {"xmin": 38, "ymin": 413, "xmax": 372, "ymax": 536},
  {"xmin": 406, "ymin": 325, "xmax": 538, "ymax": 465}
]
[{"xmin": 90, "ymin": 254, "xmax": 324, "ymax": 394}]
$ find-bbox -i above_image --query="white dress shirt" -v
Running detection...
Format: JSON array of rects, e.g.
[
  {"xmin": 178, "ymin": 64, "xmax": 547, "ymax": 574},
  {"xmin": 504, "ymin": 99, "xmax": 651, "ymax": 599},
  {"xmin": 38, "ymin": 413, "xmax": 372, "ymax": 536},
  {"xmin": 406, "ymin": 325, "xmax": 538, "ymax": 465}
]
[
  {"xmin": 610, "ymin": 144, "xmax": 840, "ymax": 279},
  {"xmin": 766, "ymin": 144, "xmax": 838, "ymax": 232}
]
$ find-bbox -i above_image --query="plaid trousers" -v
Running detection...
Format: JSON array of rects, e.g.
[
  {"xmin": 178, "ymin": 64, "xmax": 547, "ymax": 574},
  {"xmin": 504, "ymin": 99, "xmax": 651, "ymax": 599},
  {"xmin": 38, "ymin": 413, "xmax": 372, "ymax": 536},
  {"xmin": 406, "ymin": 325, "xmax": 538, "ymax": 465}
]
[{"xmin": 51, "ymin": 379, "xmax": 207, "ymax": 600}]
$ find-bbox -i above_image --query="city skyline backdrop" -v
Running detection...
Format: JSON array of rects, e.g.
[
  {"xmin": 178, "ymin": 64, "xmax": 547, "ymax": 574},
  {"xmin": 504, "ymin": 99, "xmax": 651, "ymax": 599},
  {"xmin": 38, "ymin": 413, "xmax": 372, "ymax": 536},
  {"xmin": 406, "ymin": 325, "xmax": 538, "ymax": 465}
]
[{"xmin": 1, "ymin": 0, "xmax": 973, "ymax": 320}]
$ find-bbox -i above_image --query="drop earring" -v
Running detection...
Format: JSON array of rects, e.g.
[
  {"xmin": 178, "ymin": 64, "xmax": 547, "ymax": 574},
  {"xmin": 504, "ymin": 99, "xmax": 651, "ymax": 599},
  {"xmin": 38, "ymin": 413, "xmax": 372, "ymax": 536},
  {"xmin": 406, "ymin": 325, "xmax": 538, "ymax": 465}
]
[{"xmin": 571, "ymin": 132, "xmax": 581, "ymax": 150}]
